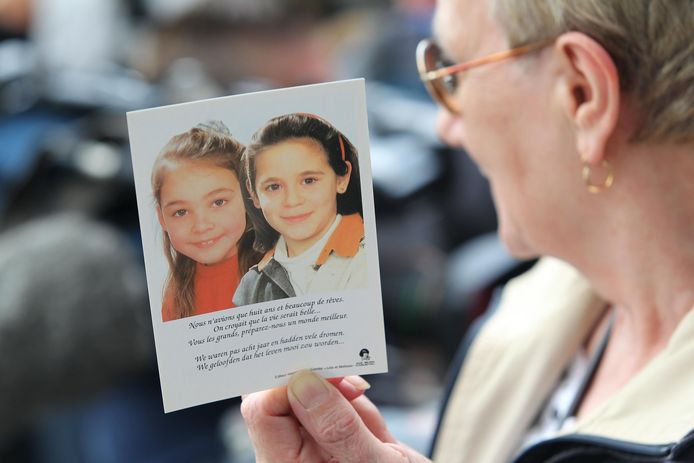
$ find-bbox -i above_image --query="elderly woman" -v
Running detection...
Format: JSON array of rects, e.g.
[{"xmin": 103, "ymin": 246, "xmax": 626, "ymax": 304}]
[{"xmin": 240, "ymin": 1, "xmax": 694, "ymax": 462}]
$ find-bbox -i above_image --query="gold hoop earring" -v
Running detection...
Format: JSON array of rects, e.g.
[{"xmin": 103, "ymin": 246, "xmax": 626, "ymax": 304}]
[{"xmin": 582, "ymin": 160, "xmax": 614, "ymax": 194}]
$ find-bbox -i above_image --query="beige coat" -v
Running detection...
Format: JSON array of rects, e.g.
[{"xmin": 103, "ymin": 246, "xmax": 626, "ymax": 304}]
[{"xmin": 433, "ymin": 257, "xmax": 694, "ymax": 463}]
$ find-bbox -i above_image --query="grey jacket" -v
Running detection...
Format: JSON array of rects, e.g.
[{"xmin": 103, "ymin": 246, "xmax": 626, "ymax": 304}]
[
  {"xmin": 233, "ymin": 213, "xmax": 366, "ymax": 306},
  {"xmin": 233, "ymin": 258, "xmax": 295, "ymax": 305}
]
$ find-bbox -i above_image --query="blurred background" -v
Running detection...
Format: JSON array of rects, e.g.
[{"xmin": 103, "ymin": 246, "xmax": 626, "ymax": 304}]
[{"xmin": 0, "ymin": 0, "xmax": 529, "ymax": 461}]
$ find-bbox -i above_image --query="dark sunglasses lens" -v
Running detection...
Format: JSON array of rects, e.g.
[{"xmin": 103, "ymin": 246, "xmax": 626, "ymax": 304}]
[
  {"xmin": 424, "ymin": 42, "xmax": 460, "ymax": 113},
  {"xmin": 428, "ymin": 45, "xmax": 457, "ymax": 90},
  {"xmin": 441, "ymin": 73, "xmax": 458, "ymax": 94}
]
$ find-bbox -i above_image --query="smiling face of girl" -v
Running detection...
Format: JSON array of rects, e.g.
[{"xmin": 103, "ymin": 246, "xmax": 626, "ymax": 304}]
[
  {"xmin": 157, "ymin": 160, "xmax": 247, "ymax": 265},
  {"xmin": 252, "ymin": 137, "xmax": 351, "ymax": 257}
]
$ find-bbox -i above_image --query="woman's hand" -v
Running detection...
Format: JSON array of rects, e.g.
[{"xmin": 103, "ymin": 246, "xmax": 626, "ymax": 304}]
[{"xmin": 241, "ymin": 370, "xmax": 432, "ymax": 463}]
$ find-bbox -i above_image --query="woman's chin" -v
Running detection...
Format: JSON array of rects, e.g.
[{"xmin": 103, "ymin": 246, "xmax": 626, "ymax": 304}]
[{"xmin": 498, "ymin": 228, "xmax": 538, "ymax": 260}]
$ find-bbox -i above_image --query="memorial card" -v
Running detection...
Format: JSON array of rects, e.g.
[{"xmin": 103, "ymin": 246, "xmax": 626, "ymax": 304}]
[{"xmin": 127, "ymin": 79, "xmax": 387, "ymax": 412}]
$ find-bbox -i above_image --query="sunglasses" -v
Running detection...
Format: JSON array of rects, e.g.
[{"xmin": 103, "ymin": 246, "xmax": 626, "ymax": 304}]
[{"xmin": 416, "ymin": 38, "xmax": 554, "ymax": 115}]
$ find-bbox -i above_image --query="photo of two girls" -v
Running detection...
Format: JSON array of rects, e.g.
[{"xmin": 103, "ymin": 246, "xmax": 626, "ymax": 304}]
[{"xmin": 152, "ymin": 113, "xmax": 366, "ymax": 322}]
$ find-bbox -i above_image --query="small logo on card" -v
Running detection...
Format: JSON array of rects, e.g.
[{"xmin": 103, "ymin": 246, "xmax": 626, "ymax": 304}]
[{"xmin": 356, "ymin": 348, "xmax": 374, "ymax": 366}]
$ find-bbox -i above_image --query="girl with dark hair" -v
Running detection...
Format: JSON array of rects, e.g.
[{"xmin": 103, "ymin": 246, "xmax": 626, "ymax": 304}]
[
  {"xmin": 233, "ymin": 113, "xmax": 366, "ymax": 305},
  {"xmin": 152, "ymin": 121, "xmax": 261, "ymax": 321}
]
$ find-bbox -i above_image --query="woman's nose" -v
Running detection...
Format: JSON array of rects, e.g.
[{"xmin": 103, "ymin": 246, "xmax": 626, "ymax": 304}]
[
  {"xmin": 192, "ymin": 212, "xmax": 214, "ymax": 233},
  {"xmin": 284, "ymin": 185, "xmax": 303, "ymax": 206},
  {"xmin": 436, "ymin": 109, "xmax": 465, "ymax": 149}
]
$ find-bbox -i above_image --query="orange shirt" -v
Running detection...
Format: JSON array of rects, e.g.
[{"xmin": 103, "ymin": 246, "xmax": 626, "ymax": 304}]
[{"xmin": 162, "ymin": 256, "xmax": 241, "ymax": 321}]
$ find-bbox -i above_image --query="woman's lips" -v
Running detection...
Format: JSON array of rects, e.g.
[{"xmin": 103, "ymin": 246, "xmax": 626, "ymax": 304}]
[
  {"xmin": 281, "ymin": 212, "xmax": 312, "ymax": 223},
  {"xmin": 193, "ymin": 235, "xmax": 222, "ymax": 248}
]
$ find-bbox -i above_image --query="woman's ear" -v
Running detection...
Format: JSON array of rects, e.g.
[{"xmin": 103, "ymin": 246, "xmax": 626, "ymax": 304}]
[
  {"xmin": 246, "ymin": 179, "xmax": 261, "ymax": 208},
  {"xmin": 336, "ymin": 161, "xmax": 352, "ymax": 194},
  {"xmin": 554, "ymin": 32, "xmax": 620, "ymax": 164},
  {"xmin": 156, "ymin": 206, "xmax": 167, "ymax": 231}
]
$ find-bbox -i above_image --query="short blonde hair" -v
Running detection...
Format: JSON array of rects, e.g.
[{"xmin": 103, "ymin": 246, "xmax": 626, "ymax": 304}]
[{"xmin": 490, "ymin": 0, "xmax": 694, "ymax": 143}]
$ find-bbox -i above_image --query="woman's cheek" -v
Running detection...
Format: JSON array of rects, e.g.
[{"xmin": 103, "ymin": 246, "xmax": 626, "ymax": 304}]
[
  {"xmin": 231, "ymin": 216, "xmax": 247, "ymax": 241},
  {"xmin": 165, "ymin": 220, "xmax": 187, "ymax": 248},
  {"xmin": 258, "ymin": 194, "xmax": 273, "ymax": 209}
]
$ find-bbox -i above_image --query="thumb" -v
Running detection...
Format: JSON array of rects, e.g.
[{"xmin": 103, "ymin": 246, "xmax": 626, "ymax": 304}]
[{"xmin": 287, "ymin": 370, "xmax": 411, "ymax": 463}]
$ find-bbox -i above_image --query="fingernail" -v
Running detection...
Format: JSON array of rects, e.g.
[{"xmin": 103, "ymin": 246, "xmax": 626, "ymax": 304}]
[
  {"xmin": 344, "ymin": 376, "xmax": 371, "ymax": 391},
  {"xmin": 289, "ymin": 370, "xmax": 330, "ymax": 409}
]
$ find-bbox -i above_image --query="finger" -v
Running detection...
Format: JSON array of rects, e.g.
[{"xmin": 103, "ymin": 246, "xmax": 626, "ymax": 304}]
[
  {"xmin": 351, "ymin": 395, "xmax": 398, "ymax": 444},
  {"xmin": 328, "ymin": 376, "xmax": 344, "ymax": 386},
  {"xmin": 287, "ymin": 370, "xmax": 410, "ymax": 463},
  {"xmin": 242, "ymin": 385, "xmax": 290, "ymax": 418},
  {"xmin": 332, "ymin": 375, "xmax": 371, "ymax": 402},
  {"xmin": 241, "ymin": 387, "xmax": 306, "ymax": 462}
]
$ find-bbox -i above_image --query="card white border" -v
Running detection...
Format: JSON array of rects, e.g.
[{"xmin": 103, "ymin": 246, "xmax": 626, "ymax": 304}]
[{"xmin": 127, "ymin": 79, "xmax": 387, "ymax": 412}]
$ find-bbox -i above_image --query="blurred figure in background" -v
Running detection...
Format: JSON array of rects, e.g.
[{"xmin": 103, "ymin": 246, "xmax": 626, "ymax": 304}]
[
  {"xmin": 0, "ymin": 0, "xmax": 30, "ymax": 36},
  {"xmin": 0, "ymin": 215, "xmax": 153, "ymax": 446}
]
